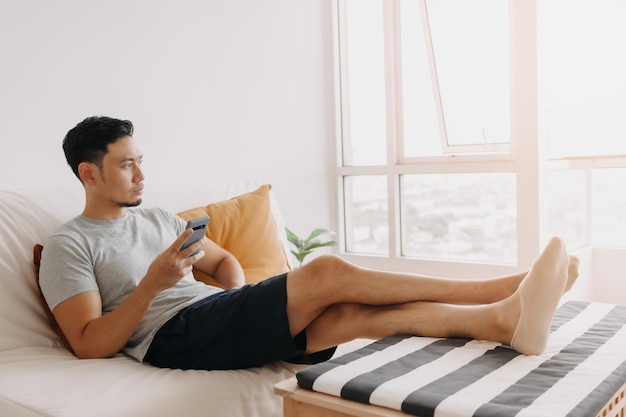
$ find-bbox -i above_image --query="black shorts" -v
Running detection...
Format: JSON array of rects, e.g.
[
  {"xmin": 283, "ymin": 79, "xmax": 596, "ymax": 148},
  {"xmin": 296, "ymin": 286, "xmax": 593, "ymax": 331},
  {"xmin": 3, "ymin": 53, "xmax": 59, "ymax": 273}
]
[{"xmin": 143, "ymin": 273, "xmax": 336, "ymax": 370}]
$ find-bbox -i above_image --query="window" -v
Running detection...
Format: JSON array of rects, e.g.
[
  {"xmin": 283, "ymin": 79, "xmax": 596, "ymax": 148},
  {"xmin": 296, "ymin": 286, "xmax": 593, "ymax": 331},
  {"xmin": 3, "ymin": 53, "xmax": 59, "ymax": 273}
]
[
  {"xmin": 540, "ymin": 0, "xmax": 626, "ymax": 249},
  {"xmin": 539, "ymin": 0, "xmax": 626, "ymax": 159},
  {"xmin": 334, "ymin": 0, "xmax": 626, "ymax": 274},
  {"xmin": 592, "ymin": 168, "xmax": 626, "ymax": 247},
  {"xmin": 401, "ymin": 172, "xmax": 517, "ymax": 264},
  {"xmin": 344, "ymin": 175, "xmax": 388, "ymax": 254},
  {"xmin": 400, "ymin": 0, "xmax": 510, "ymax": 157}
]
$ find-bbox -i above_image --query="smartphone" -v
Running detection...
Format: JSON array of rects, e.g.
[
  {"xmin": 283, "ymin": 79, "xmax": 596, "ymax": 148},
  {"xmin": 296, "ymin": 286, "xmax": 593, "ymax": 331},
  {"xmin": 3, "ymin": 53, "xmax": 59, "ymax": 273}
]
[{"xmin": 180, "ymin": 216, "xmax": 210, "ymax": 256}]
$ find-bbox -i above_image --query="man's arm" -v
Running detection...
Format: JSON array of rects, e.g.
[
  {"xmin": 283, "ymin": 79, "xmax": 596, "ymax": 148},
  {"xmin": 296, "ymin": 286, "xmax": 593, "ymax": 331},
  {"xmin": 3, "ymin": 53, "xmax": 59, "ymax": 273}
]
[
  {"xmin": 192, "ymin": 238, "xmax": 246, "ymax": 289},
  {"xmin": 53, "ymin": 285, "xmax": 158, "ymax": 359},
  {"xmin": 53, "ymin": 229, "xmax": 204, "ymax": 359}
]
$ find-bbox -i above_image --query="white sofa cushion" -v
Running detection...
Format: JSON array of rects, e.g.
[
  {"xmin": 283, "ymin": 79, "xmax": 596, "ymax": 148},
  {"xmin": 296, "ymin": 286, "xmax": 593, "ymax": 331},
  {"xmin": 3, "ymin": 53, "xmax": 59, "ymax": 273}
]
[
  {"xmin": 0, "ymin": 186, "xmax": 85, "ymax": 351},
  {"xmin": 0, "ymin": 346, "xmax": 288, "ymax": 417}
]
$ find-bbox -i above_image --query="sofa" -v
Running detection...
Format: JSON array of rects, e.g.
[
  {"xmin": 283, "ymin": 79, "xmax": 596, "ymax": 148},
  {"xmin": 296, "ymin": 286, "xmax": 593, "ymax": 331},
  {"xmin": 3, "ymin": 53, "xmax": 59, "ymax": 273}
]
[{"xmin": 0, "ymin": 180, "xmax": 363, "ymax": 417}]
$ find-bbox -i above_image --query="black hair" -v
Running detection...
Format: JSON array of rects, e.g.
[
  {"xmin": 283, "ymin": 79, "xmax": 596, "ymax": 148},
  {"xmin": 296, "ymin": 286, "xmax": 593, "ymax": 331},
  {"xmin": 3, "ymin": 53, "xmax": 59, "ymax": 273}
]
[{"xmin": 63, "ymin": 116, "xmax": 134, "ymax": 182}]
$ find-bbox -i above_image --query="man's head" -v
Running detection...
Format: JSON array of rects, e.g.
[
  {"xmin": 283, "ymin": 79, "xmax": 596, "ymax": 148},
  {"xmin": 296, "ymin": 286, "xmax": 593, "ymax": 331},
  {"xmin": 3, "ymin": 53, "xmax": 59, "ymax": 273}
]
[
  {"xmin": 64, "ymin": 116, "xmax": 145, "ymax": 214},
  {"xmin": 63, "ymin": 116, "xmax": 135, "ymax": 182}
]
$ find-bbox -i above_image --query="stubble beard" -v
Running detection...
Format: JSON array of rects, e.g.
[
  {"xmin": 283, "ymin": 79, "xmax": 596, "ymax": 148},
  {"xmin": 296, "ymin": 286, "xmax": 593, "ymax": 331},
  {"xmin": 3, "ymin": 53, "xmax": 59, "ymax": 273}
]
[{"xmin": 117, "ymin": 198, "xmax": 143, "ymax": 208}]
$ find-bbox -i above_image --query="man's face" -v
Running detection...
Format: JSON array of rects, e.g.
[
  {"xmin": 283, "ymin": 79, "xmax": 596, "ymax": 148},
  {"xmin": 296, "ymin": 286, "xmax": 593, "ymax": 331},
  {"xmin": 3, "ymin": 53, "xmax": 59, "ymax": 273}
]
[{"xmin": 96, "ymin": 136, "xmax": 145, "ymax": 208}]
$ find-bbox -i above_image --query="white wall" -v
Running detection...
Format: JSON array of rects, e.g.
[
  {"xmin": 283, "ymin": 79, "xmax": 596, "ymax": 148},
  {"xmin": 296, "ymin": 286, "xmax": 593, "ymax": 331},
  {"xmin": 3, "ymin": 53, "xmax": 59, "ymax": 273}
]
[{"xmin": 0, "ymin": 0, "xmax": 336, "ymax": 237}]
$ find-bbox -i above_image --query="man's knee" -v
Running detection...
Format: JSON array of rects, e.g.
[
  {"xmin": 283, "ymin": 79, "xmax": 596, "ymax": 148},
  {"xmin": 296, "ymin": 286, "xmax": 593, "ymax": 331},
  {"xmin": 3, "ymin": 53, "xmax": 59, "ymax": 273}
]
[{"xmin": 304, "ymin": 254, "xmax": 351, "ymax": 278}]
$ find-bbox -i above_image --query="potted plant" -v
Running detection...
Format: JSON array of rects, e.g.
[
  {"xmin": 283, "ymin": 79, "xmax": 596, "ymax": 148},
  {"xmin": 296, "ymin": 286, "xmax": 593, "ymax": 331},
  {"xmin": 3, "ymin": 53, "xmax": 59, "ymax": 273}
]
[{"xmin": 286, "ymin": 227, "xmax": 337, "ymax": 267}]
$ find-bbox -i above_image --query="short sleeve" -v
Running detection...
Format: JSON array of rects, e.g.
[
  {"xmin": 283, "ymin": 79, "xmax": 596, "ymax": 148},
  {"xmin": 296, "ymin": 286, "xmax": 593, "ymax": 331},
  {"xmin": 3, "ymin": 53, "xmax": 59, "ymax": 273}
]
[{"xmin": 39, "ymin": 234, "xmax": 99, "ymax": 311}]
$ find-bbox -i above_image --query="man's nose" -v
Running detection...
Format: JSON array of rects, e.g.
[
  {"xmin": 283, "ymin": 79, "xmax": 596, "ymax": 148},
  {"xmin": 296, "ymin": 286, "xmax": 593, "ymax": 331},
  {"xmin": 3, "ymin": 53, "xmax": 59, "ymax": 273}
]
[{"xmin": 134, "ymin": 164, "xmax": 145, "ymax": 182}]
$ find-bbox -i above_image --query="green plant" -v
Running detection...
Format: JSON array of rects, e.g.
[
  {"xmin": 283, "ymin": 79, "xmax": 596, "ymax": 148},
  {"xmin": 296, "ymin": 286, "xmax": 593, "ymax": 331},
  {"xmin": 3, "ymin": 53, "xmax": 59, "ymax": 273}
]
[{"xmin": 286, "ymin": 227, "xmax": 337, "ymax": 267}]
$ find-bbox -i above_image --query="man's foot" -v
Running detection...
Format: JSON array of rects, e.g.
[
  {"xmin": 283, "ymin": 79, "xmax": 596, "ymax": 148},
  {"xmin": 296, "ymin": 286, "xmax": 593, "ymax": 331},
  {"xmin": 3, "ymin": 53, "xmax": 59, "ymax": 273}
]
[
  {"xmin": 510, "ymin": 237, "xmax": 568, "ymax": 355},
  {"xmin": 565, "ymin": 255, "xmax": 580, "ymax": 293}
]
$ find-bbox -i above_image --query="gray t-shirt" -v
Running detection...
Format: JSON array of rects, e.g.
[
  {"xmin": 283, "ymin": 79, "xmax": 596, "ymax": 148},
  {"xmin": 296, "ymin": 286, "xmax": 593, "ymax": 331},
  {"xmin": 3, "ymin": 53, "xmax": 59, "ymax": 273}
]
[{"xmin": 39, "ymin": 207, "xmax": 222, "ymax": 361}]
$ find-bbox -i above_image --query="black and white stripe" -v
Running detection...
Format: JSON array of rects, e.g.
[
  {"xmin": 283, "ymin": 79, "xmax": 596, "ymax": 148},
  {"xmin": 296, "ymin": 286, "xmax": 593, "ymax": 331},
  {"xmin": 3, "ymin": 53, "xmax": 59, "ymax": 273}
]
[{"xmin": 296, "ymin": 301, "xmax": 626, "ymax": 417}]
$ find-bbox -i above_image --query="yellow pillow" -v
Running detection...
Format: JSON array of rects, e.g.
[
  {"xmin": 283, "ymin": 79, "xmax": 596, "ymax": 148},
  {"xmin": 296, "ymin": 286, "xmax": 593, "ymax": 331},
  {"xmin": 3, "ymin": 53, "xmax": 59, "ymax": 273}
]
[{"xmin": 177, "ymin": 184, "xmax": 291, "ymax": 288}]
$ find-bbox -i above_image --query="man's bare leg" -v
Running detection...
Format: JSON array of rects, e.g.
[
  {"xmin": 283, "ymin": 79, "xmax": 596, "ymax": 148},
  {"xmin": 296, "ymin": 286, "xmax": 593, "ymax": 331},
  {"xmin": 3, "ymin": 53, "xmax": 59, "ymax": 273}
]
[
  {"xmin": 288, "ymin": 237, "xmax": 569, "ymax": 355},
  {"xmin": 286, "ymin": 258, "xmax": 512, "ymax": 339},
  {"xmin": 286, "ymin": 238, "xmax": 573, "ymax": 336}
]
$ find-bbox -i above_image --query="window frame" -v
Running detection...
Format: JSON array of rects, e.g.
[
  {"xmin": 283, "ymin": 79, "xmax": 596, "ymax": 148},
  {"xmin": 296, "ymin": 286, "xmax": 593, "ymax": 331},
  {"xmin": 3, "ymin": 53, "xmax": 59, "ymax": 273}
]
[{"xmin": 332, "ymin": 0, "xmax": 542, "ymax": 277}]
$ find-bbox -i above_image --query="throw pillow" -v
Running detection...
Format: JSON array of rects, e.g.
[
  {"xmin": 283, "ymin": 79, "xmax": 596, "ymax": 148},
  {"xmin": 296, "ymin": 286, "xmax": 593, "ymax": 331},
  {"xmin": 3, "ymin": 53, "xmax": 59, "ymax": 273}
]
[{"xmin": 177, "ymin": 184, "xmax": 291, "ymax": 288}]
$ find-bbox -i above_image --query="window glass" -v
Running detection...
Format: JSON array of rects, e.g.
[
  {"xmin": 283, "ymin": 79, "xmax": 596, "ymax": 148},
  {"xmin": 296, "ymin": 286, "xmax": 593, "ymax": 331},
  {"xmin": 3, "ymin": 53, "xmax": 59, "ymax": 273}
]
[
  {"xmin": 592, "ymin": 168, "xmax": 626, "ymax": 247},
  {"xmin": 401, "ymin": 0, "xmax": 510, "ymax": 157},
  {"xmin": 401, "ymin": 172, "xmax": 517, "ymax": 263},
  {"xmin": 544, "ymin": 169, "xmax": 586, "ymax": 249},
  {"xmin": 343, "ymin": 175, "xmax": 388, "ymax": 254},
  {"xmin": 427, "ymin": 0, "xmax": 510, "ymax": 147},
  {"xmin": 341, "ymin": 0, "xmax": 387, "ymax": 165},
  {"xmin": 399, "ymin": 0, "xmax": 441, "ymax": 157},
  {"xmin": 539, "ymin": 0, "xmax": 626, "ymax": 157}
]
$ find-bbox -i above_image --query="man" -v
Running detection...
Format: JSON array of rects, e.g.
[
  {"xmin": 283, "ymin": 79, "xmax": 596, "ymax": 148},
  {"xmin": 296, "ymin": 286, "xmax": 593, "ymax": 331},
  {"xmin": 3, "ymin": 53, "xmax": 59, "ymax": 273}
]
[{"xmin": 39, "ymin": 116, "xmax": 579, "ymax": 371}]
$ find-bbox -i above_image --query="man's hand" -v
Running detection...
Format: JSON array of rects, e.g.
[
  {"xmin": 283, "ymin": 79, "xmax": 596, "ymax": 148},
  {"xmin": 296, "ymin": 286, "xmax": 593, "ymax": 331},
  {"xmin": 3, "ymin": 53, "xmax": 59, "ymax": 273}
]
[{"xmin": 141, "ymin": 229, "xmax": 206, "ymax": 296}]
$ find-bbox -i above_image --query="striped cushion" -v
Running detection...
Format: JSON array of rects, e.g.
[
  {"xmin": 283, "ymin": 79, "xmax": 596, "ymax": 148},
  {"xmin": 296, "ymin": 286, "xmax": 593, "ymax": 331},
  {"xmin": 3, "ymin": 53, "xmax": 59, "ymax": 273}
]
[{"xmin": 296, "ymin": 301, "xmax": 626, "ymax": 417}]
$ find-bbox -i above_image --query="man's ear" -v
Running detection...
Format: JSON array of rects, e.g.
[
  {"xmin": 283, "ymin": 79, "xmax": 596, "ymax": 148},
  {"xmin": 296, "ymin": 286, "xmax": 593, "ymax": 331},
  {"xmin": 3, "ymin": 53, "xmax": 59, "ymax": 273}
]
[{"xmin": 78, "ymin": 162, "xmax": 98, "ymax": 185}]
